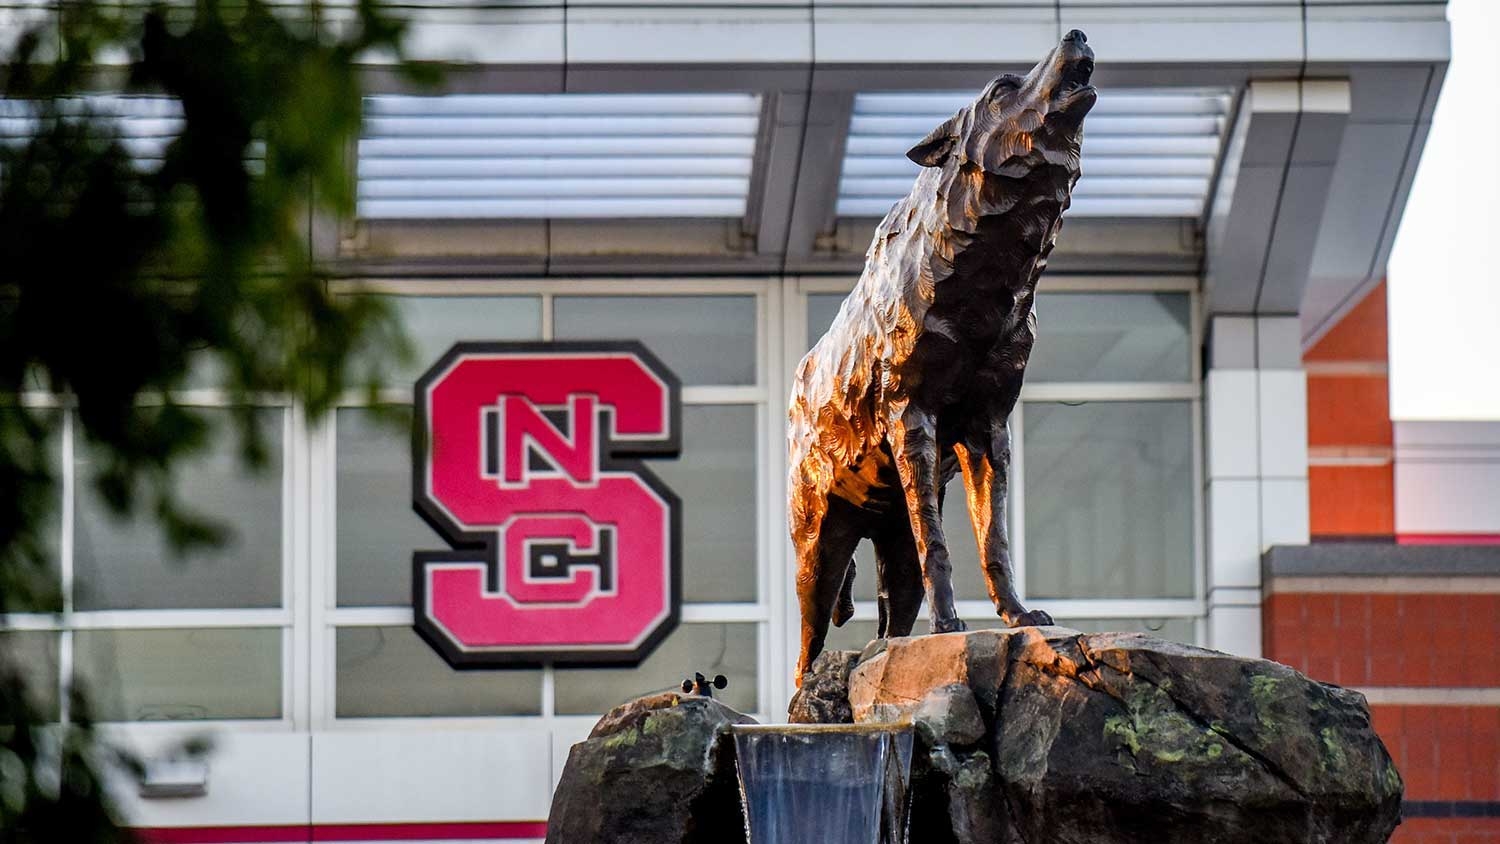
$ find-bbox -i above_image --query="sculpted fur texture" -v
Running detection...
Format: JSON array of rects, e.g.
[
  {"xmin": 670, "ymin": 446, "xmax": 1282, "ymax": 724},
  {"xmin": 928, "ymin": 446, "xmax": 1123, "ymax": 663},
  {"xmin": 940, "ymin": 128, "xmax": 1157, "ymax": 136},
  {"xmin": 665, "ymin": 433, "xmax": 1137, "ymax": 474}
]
[{"xmin": 787, "ymin": 31, "xmax": 1097, "ymax": 683}]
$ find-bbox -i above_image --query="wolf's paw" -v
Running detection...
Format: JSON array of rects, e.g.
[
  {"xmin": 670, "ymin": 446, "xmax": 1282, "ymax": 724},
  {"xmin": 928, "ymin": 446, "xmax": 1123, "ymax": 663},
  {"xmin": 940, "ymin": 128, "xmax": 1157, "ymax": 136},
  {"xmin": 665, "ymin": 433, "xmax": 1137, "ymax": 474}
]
[
  {"xmin": 832, "ymin": 597, "xmax": 854, "ymax": 628},
  {"xmin": 930, "ymin": 616, "xmax": 968, "ymax": 634},
  {"xmin": 1014, "ymin": 609, "xmax": 1054, "ymax": 627}
]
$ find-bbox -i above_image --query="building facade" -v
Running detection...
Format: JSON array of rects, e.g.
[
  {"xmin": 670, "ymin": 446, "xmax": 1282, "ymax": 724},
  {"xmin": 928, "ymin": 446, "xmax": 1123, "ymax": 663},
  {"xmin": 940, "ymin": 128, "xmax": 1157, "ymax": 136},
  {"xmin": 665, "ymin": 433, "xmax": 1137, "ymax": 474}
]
[{"xmin": 4, "ymin": 2, "xmax": 1486, "ymax": 842}]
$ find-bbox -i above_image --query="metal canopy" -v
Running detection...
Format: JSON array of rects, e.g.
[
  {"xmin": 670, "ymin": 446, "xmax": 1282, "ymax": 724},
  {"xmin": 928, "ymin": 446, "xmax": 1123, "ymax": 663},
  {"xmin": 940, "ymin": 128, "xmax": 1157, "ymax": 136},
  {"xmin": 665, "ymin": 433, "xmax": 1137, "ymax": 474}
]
[
  {"xmin": 837, "ymin": 89, "xmax": 1233, "ymax": 219},
  {"xmin": 0, "ymin": 96, "xmax": 182, "ymax": 166},
  {"xmin": 355, "ymin": 93, "xmax": 762, "ymax": 219},
  {"xmin": 1, "ymin": 1, "xmax": 1449, "ymax": 345}
]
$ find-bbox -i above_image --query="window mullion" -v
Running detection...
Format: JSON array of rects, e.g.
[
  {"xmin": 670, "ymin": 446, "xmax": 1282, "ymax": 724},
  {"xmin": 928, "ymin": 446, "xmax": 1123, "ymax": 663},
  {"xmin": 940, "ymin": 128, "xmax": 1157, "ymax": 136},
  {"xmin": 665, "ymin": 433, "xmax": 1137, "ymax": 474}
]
[{"xmin": 59, "ymin": 409, "xmax": 75, "ymax": 727}]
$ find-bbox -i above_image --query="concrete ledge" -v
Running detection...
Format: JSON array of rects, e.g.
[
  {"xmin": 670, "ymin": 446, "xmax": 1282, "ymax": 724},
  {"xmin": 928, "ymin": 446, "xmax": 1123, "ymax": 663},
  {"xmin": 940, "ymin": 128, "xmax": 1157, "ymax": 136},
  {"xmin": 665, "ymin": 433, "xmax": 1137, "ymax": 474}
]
[{"xmin": 1263, "ymin": 543, "xmax": 1500, "ymax": 579}]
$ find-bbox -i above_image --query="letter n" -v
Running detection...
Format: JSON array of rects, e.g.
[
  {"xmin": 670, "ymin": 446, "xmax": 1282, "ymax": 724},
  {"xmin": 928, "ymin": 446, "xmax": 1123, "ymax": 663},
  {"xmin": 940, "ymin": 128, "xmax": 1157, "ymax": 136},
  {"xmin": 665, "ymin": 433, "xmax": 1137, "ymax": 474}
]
[{"xmin": 500, "ymin": 394, "xmax": 597, "ymax": 485}]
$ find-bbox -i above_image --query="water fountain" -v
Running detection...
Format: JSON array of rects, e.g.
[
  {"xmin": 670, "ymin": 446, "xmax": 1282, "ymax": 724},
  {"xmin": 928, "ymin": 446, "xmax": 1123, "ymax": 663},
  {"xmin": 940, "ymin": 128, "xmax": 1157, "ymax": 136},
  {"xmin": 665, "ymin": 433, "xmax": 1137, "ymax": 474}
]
[
  {"xmin": 732, "ymin": 723, "xmax": 913, "ymax": 844},
  {"xmin": 546, "ymin": 33, "xmax": 1402, "ymax": 844}
]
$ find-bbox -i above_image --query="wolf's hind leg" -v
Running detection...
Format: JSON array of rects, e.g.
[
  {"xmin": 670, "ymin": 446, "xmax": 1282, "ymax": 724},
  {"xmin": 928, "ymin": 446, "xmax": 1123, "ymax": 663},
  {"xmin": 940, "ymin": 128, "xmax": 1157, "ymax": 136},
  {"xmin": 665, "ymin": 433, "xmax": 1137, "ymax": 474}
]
[
  {"xmin": 873, "ymin": 520, "xmax": 923, "ymax": 639},
  {"xmin": 794, "ymin": 505, "xmax": 863, "ymax": 684},
  {"xmin": 831, "ymin": 555, "xmax": 857, "ymax": 628}
]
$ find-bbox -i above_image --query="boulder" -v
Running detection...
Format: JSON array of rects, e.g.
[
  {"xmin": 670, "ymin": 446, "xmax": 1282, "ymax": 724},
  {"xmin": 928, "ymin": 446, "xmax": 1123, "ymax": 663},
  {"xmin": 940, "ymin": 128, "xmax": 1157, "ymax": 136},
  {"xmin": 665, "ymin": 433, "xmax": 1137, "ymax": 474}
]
[
  {"xmin": 913, "ymin": 683, "xmax": 986, "ymax": 747},
  {"xmin": 811, "ymin": 627, "xmax": 1403, "ymax": 844},
  {"xmin": 787, "ymin": 649, "xmax": 861, "ymax": 724},
  {"xmin": 546, "ymin": 691, "xmax": 756, "ymax": 844}
]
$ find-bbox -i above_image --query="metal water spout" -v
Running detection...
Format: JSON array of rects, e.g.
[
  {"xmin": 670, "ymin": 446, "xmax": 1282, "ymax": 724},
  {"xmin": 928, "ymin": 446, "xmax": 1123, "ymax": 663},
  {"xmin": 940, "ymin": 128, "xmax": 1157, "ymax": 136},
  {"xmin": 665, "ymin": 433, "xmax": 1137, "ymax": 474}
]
[{"xmin": 731, "ymin": 724, "xmax": 914, "ymax": 844}]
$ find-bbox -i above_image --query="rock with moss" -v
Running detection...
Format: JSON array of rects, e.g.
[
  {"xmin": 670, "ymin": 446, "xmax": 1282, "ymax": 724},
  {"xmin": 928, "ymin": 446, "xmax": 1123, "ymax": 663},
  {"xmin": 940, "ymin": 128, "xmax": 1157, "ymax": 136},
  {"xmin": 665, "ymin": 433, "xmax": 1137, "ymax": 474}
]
[
  {"xmin": 813, "ymin": 627, "xmax": 1403, "ymax": 844},
  {"xmin": 546, "ymin": 691, "xmax": 757, "ymax": 844},
  {"xmin": 788, "ymin": 649, "xmax": 862, "ymax": 724}
]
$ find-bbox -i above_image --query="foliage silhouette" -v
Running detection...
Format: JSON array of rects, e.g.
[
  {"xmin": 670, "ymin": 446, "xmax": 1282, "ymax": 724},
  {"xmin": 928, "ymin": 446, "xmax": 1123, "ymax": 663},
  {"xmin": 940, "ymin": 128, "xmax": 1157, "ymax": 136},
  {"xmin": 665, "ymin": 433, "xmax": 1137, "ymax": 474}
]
[{"xmin": 0, "ymin": 1, "xmax": 433, "ymax": 838}]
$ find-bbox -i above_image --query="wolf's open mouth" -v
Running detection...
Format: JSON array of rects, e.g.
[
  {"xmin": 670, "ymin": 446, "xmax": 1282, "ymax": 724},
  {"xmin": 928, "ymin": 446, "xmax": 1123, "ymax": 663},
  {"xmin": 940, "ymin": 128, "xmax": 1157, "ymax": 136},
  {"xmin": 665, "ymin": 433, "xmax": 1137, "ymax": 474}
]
[{"xmin": 1059, "ymin": 57, "xmax": 1095, "ymax": 95}]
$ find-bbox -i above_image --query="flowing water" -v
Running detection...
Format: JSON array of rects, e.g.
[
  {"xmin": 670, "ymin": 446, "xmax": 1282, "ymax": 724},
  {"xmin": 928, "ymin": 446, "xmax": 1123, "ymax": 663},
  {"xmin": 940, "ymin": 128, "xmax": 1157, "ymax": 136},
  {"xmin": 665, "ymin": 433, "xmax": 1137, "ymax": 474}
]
[{"xmin": 732, "ymin": 724, "xmax": 914, "ymax": 844}]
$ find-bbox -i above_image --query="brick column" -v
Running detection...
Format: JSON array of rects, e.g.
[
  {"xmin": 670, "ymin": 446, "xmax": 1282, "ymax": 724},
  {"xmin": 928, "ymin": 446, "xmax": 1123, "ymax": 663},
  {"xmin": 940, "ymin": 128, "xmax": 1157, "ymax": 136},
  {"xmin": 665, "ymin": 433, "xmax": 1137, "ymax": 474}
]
[
  {"xmin": 1305, "ymin": 281, "xmax": 1395, "ymax": 540},
  {"xmin": 1263, "ymin": 544, "xmax": 1500, "ymax": 842}
]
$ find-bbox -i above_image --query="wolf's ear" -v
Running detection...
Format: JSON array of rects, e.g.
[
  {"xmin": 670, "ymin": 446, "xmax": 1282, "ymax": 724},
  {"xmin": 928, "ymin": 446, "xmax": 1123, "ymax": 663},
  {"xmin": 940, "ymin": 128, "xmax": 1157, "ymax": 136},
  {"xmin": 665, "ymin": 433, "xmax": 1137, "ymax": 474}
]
[{"xmin": 906, "ymin": 112, "xmax": 962, "ymax": 167}]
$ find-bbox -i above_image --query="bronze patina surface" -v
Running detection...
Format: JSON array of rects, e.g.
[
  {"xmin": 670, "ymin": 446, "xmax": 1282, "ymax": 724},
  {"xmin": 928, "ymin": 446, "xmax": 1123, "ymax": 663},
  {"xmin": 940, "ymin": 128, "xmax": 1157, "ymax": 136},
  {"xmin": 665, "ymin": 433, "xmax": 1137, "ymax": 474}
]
[{"xmin": 787, "ymin": 31, "xmax": 1097, "ymax": 682}]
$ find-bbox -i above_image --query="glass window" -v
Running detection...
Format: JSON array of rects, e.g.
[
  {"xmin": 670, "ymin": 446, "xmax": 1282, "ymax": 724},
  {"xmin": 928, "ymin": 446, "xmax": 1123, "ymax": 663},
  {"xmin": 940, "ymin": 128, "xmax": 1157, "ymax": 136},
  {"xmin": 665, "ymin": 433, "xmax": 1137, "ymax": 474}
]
[
  {"xmin": 553, "ymin": 296, "xmax": 756, "ymax": 386},
  {"xmin": 27, "ymin": 409, "xmax": 64, "ymax": 612},
  {"xmin": 1028, "ymin": 293, "xmax": 1191, "ymax": 382},
  {"xmin": 805, "ymin": 293, "xmax": 847, "ymax": 351},
  {"xmin": 1023, "ymin": 401, "xmax": 1195, "ymax": 600},
  {"xmin": 335, "ymin": 626, "xmax": 542, "ymax": 717},
  {"xmin": 72, "ymin": 408, "xmax": 283, "ymax": 611},
  {"xmin": 0, "ymin": 408, "xmax": 64, "ymax": 611},
  {"xmin": 808, "ymin": 291, "xmax": 1190, "ymax": 383},
  {"xmin": 336, "ymin": 407, "xmax": 438, "ymax": 607},
  {"xmin": 0, "ymin": 631, "xmax": 60, "ymax": 721},
  {"xmin": 72, "ymin": 628, "xmax": 282, "ymax": 721},
  {"xmin": 652, "ymin": 405, "xmax": 758, "ymax": 603},
  {"xmin": 377, "ymin": 295, "xmax": 544, "ymax": 387},
  {"xmin": 845, "ymin": 488, "xmax": 990, "ymax": 606},
  {"xmin": 554, "ymin": 622, "xmax": 758, "ymax": 716},
  {"xmin": 822, "ymin": 619, "xmax": 878, "ymax": 654}
]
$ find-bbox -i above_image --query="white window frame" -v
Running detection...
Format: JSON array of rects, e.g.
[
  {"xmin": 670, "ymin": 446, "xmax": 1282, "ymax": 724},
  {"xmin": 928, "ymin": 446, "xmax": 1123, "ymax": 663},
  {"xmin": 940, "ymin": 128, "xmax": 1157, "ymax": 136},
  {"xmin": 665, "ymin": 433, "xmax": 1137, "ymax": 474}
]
[
  {"xmin": 4, "ymin": 271, "xmax": 1205, "ymax": 742},
  {"xmin": 788, "ymin": 273, "xmax": 1207, "ymax": 682},
  {"xmin": 1, "ymin": 391, "xmax": 304, "ymax": 741},
  {"xmin": 312, "ymin": 278, "xmax": 780, "ymax": 733}
]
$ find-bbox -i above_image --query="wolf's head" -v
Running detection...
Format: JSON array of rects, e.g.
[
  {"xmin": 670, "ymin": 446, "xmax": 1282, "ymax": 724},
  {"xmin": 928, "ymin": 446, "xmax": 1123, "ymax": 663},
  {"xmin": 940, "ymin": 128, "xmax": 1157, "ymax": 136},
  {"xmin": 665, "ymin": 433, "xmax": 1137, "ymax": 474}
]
[{"xmin": 906, "ymin": 30, "xmax": 1095, "ymax": 176}]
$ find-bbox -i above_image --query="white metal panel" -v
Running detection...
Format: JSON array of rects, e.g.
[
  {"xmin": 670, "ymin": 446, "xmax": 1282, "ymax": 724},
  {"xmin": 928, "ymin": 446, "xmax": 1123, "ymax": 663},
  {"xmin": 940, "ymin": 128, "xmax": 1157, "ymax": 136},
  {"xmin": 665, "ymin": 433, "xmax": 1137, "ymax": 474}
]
[
  {"xmin": 356, "ymin": 93, "xmax": 761, "ymax": 220},
  {"xmin": 1205, "ymin": 369, "xmax": 1261, "ymax": 480},
  {"xmin": 361, "ymin": 5, "xmax": 564, "ymax": 66},
  {"xmin": 1395, "ymin": 421, "xmax": 1500, "ymax": 536},
  {"xmin": 550, "ymin": 717, "xmax": 597, "ymax": 790},
  {"xmin": 566, "ymin": 5, "xmax": 813, "ymax": 64},
  {"xmin": 1260, "ymin": 478, "xmax": 1311, "ymax": 549},
  {"xmin": 1256, "ymin": 369, "xmax": 1309, "ymax": 480},
  {"xmin": 1208, "ymin": 478, "xmax": 1262, "ymax": 590},
  {"xmin": 1305, "ymin": 4, "xmax": 1451, "ymax": 63},
  {"xmin": 1207, "ymin": 603, "xmax": 1263, "ymax": 659},
  {"xmin": 311, "ymin": 729, "xmax": 553, "ymax": 823},
  {"xmin": 1057, "ymin": 3, "xmax": 1305, "ymax": 64},
  {"xmin": 105, "ymin": 729, "xmax": 311, "ymax": 828},
  {"xmin": 836, "ymin": 88, "xmax": 1234, "ymax": 219},
  {"xmin": 812, "ymin": 6, "xmax": 1056, "ymax": 65}
]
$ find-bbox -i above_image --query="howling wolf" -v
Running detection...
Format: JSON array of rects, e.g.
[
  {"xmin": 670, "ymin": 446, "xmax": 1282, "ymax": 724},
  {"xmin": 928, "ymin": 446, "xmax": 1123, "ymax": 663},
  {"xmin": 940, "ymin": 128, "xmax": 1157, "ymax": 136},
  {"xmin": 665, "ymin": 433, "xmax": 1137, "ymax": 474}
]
[{"xmin": 787, "ymin": 31, "xmax": 1097, "ymax": 682}]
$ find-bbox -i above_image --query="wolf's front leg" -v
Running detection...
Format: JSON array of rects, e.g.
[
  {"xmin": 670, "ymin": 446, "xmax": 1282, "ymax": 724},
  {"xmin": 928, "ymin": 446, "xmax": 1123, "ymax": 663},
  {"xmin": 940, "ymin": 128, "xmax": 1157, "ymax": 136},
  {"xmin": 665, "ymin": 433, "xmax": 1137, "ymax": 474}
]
[
  {"xmin": 955, "ymin": 417, "xmax": 1052, "ymax": 628},
  {"xmin": 889, "ymin": 405, "xmax": 965, "ymax": 634}
]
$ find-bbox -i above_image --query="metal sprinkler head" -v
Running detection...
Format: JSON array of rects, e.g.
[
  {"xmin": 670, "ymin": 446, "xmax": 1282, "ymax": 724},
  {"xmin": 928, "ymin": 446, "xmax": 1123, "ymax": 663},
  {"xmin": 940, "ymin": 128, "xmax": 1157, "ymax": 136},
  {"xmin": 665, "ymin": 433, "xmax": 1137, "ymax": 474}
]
[{"xmin": 681, "ymin": 672, "xmax": 729, "ymax": 697}]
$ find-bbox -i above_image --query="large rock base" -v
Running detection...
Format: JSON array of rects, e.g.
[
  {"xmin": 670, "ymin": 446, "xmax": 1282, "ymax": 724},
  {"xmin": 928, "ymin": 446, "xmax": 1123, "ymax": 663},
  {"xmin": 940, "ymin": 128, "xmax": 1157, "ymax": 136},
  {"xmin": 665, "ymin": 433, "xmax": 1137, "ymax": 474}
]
[
  {"xmin": 547, "ymin": 629, "xmax": 1403, "ymax": 843},
  {"xmin": 802, "ymin": 627, "xmax": 1403, "ymax": 844},
  {"xmin": 546, "ymin": 692, "xmax": 755, "ymax": 844}
]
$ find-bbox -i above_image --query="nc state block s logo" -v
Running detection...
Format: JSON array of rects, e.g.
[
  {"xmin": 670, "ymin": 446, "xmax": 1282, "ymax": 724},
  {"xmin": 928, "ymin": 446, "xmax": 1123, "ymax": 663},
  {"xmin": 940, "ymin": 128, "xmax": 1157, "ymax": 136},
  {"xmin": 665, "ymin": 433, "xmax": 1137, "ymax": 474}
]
[{"xmin": 411, "ymin": 342, "xmax": 682, "ymax": 668}]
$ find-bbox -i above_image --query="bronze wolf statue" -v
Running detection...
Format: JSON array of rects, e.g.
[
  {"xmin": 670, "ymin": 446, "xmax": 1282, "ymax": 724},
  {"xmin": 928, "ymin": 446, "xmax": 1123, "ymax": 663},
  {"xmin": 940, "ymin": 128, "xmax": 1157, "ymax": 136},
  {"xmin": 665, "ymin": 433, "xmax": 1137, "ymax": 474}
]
[{"xmin": 788, "ymin": 31, "xmax": 1096, "ymax": 682}]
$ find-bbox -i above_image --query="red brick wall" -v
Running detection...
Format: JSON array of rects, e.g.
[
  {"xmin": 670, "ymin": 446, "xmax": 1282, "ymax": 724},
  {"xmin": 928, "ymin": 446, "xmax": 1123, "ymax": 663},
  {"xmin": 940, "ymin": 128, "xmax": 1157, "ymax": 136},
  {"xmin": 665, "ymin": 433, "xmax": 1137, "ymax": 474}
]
[
  {"xmin": 1305, "ymin": 282, "xmax": 1395, "ymax": 539},
  {"xmin": 1393, "ymin": 818, "xmax": 1500, "ymax": 844},
  {"xmin": 1264, "ymin": 593, "xmax": 1500, "ymax": 688},
  {"xmin": 1373, "ymin": 705, "xmax": 1500, "ymax": 806},
  {"xmin": 1305, "ymin": 283, "xmax": 1391, "ymax": 363},
  {"xmin": 1309, "ymin": 465, "xmax": 1396, "ymax": 537},
  {"xmin": 1276, "ymin": 282, "xmax": 1500, "ymax": 842},
  {"xmin": 1265, "ymin": 589, "xmax": 1500, "ymax": 841}
]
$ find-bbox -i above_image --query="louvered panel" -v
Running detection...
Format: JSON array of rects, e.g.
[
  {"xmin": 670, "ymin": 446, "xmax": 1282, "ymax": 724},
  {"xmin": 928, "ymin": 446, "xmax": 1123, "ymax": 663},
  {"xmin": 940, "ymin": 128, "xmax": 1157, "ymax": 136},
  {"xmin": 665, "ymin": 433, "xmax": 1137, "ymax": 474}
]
[
  {"xmin": 0, "ymin": 96, "xmax": 182, "ymax": 166},
  {"xmin": 837, "ymin": 88, "xmax": 1235, "ymax": 219},
  {"xmin": 357, "ymin": 93, "xmax": 761, "ymax": 220}
]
